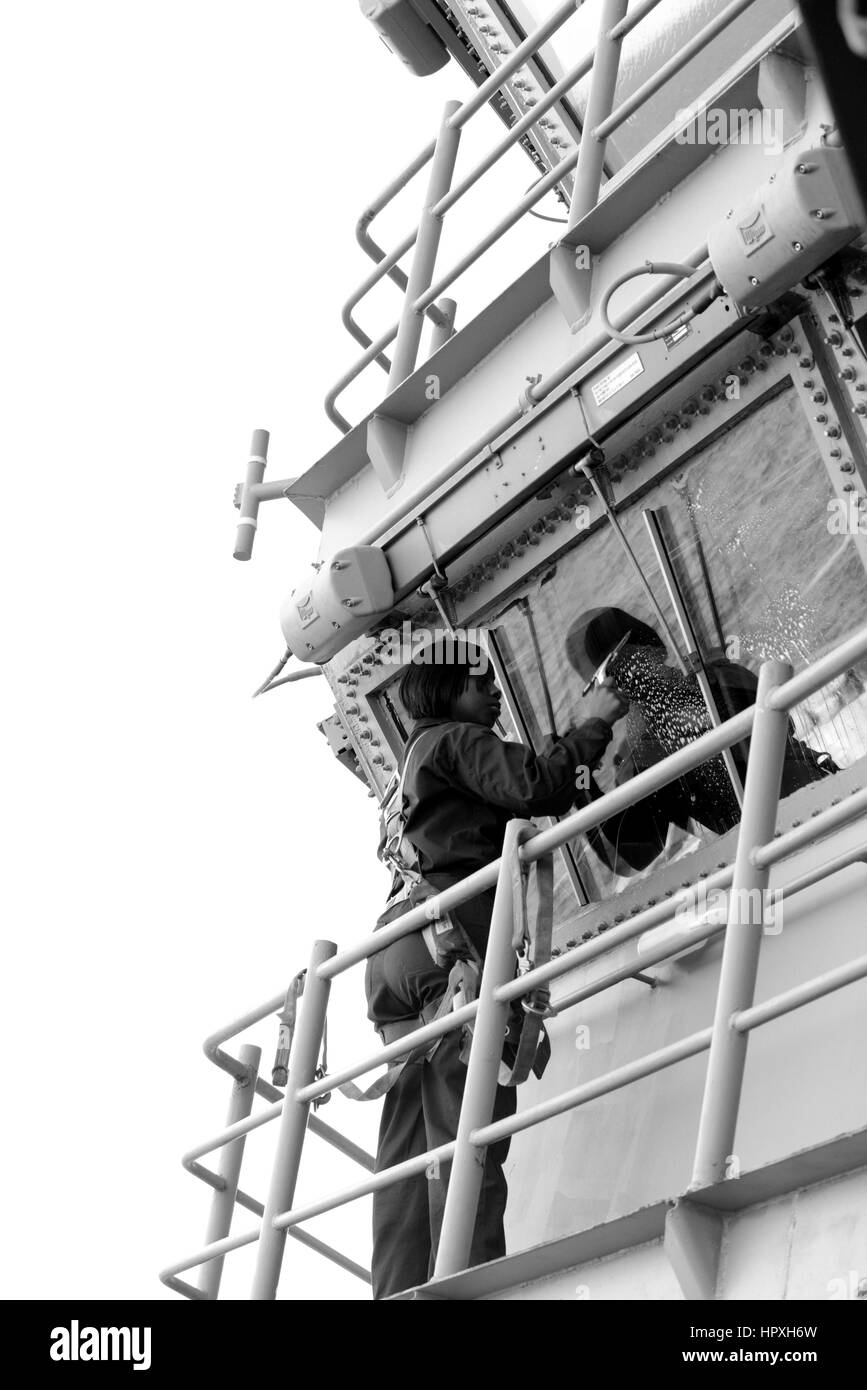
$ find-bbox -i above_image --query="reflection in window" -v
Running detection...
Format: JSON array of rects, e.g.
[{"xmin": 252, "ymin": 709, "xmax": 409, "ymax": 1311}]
[{"xmin": 490, "ymin": 384, "xmax": 867, "ymax": 902}]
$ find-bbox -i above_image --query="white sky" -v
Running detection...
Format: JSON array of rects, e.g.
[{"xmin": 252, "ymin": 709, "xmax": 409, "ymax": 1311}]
[{"xmin": 1, "ymin": 1, "xmax": 565, "ymax": 1300}]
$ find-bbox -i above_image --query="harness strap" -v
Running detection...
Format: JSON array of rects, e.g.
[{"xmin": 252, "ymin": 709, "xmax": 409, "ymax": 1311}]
[
  {"xmin": 499, "ymin": 822, "xmax": 555, "ymax": 1087},
  {"xmin": 272, "ymin": 971, "xmax": 306, "ymax": 1087},
  {"xmin": 272, "ymin": 970, "xmax": 332, "ymax": 1107},
  {"xmin": 380, "ymin": 720, "xmax": 465, "ymax": 892},
  {"xmin": 396, "ymin": 721, "xmax": 465, "ymax": 823},
  {"xmin": 339, "ymin": 961, "xmax": 469, "ymax": 1101}
]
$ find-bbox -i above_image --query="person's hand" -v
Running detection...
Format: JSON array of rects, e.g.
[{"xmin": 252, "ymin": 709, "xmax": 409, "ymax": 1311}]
[{"xmin": 582, "ymin": 682, "xmax": 629, "ymax": 726}]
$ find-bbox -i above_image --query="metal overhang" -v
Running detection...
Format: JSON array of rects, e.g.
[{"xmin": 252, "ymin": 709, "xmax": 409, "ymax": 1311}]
[
  {"xmin": 378, "ymin": 294, "xmax": 756, "ymax": 601},
  {"xmin": 389, "ymin": 1125, "xmax": 867, "ymax": 1300},
  {"xmin": 388, "ymin": 1199, "xmax": 671, "ymax": 1300}
]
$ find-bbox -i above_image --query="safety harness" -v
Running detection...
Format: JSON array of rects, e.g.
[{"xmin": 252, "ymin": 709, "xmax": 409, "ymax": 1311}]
[
  {"xmin": 271, "ymin": 739, "xmax": 556, "ymax": 1098},
  {"xmin": 272, "ymin": 970, "xmax": 332, "ymax": 1107},
  {"xmin": 501, "ymin": 821, "xmax": 554, "ymax": 1086}
]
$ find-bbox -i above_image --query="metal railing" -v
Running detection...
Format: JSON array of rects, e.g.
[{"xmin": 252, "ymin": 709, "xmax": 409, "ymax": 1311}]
[
  {"xmin": 162, "ymin": 621, "xmax": 867, "ymax": 1298},
  {"xmin": 327, "ymin": 0, "xmax": 761, "ymax": 432},
  {"xmin": 160, "ymin": 990, "xmax": 376, "ymax": 1299}
]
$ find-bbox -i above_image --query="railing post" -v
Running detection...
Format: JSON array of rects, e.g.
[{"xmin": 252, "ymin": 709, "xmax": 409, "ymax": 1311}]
[
  {"xmin": 429, "ymin": 297, "xmax": 457, "ymax": 354},
  {"xmin": 250, "ymin": 941, "xmax": 336, "ymax": 1299},
  {"xmin": 388, "ymin": 101, "xmax": 462, "ymax": 390},
  {"xmin": 433, "ymin": 819, "xmax": 532, "ymax": 1279},
  {"xmin": 568, "ymin": 0, "xmax": 629, "ymax": 226},
  {"xmin": 689, "ymin": 659, "xmax": 792, "ymax": 1190},
  {"xmin": 198, "ymin": 1042, "xmax": 261, "ymax": 1299},
  {"xmin": 550, "ymin": 0, "xmax": 628, "ymax": 331}
]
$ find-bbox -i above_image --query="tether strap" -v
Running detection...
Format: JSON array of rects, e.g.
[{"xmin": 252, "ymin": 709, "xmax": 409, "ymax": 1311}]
[
  {"xmin": 272, "ymin": 970, "xmax": 330, "ymax": 1107},
  {"xmin": 339, "ymin": 961, "xmax": 468, "ymax": 1101},
  {"xmin": 272, "ymin": 971, "xmax": 306, "ymax": 1087},
  {"xmin": 500, "ymin": 823, "xmax": 554, "ymax": 1087}
]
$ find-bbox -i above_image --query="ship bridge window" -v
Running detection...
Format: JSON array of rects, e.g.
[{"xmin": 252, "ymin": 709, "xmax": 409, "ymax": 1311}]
[
  {"xmin": 370, "ymin": 680, "xmax": 410, "ymax": 754},
  {"xmin": 487, "ymin": 382, "xmax": 867, "ymax": 904}
]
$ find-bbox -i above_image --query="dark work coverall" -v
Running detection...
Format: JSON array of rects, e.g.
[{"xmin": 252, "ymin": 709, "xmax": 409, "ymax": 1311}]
[{"xmin": 365, "ymin": 714, "xmax": 614, "ymax": 1299}]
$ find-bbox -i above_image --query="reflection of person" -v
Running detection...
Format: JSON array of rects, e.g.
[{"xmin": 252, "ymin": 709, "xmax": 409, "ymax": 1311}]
[
  {"xmin": 565, "ymin": 608, "xmax": 838, "ymax": 871},
  {"xmin": 365, "ymin": 639, "xmax": 626, "ymax": 1299}
]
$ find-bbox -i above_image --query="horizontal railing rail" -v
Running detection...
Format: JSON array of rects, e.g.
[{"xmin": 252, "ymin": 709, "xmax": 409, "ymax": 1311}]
[
  {"xmin": 551, "ymin": 841, "xmax": 867, "ymax": 1017},
  {"xmin": 349, "ymin": 138, "xmax": 439, "ymax": 371},
  {"xmin": 164, "ymin": 621, "xmax": 867, "ymax": 1297},
  {"xmin": 356, "ymin": 244, "xmax": 712, "ymax": 547},
  {"xmin": 327, "ymin": 0, "xmax": 764, "ymax": 432},
  {"xmin": 474, "ymin": 1026, "xmax": 715, "ymax": 1148},
  {"xmin": 202, "ymin": 989, "xmax": 375, "ymax": 1170},
  {"xmin": 243, "ymin": 245, "xmax": 714, "ymax": 557},
  {"xmin": 595, "ymin": 0, "xmax": 756, "ymax": 141},
  {"xmin": 160, "ymin": 984, "xmax": 378, "ymax": 1298},
  {"xmin": 333, "ymin": 0, "xmax": 609, "ymax": 417},
  {"xmin": 317, "ymin": 622, "xmax": 867, "ymax": 983}
]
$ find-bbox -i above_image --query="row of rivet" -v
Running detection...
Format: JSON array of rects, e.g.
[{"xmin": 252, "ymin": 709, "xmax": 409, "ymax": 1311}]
[
  {"xmin": 458, "ymin": 1, "xmax": 574, "ymax": 157},
  {"xmin": 334, "ymin": 620, "xmax": 431, "ymax": 776},
  {"xmin": 822, "ymin": 309, "xmax": 867, "ymax": 446},
  {"xmin": 330, "ymin": 327, "xmax": 806, "ymax": 715},
  {"xmin": 448, "ymin": 337, "xmax": 785, "ymax": 602},
  {"xmin": 795, "ymin": 300, "xmax": 863, "ymax": 491},
  {"xmin": 604, "ymin": 347, "xmax": 776, "ymax": 477},
  {"xmin": 330, "ymin": 309, "xmax": 862, "ymax": 777}
]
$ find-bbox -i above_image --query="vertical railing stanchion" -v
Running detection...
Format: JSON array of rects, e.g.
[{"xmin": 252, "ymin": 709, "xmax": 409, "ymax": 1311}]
[
  {"xmin": 690, "ymin": 659, "xmax": 792, "ymax": 1190},
  {"xmin": 434, "ymin": 819, "xmax": 532, "ymax": 1279},
  {"xmin": 429, "ymin": 296, "xmax": 457, "ymax": 354},
  {"xmin": 550, "ymin": 0, "xmax": 628, "ymax": 331},
  {"xmin": 568, "ymin": 0, "xmax": 629, "ymax": 226},
  {"xmin": 251, "ymin": 940, "xmax": 336, "ymax": 1300},
  {"xmin": 198, "ymin": 1042, "xmax": 261, "ymax": 1300},
  {"xmin": 388, "ymin": 101, "xmax": 462, "ymax": 390}
]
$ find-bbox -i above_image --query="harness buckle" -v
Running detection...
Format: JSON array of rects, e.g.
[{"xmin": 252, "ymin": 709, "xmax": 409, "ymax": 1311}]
[{"xmin": 522, "ymin": 987, "xmax": 552, "ymax": 1019}]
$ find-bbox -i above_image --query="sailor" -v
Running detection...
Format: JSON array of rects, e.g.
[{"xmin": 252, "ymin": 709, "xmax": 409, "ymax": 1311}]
[
  {"xmin": 365, "ymin": 636, "xmax": 627, "ymax": 1299},
  {"xmin": 565, "ymin": 607, "xmax": 838, "ymax": 870}
]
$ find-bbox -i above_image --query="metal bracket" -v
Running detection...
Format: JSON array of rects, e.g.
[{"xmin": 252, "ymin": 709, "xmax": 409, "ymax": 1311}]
[
  {"xmin": 415, "ymin": 515, "xmax": 458, "ymax": 629},
  {"xmin": 549, "ymin": 241, "xmax": 594, "ymax": 334},
  {"xmin": 756, "ymin": 50, "xmax": 807, "ymax": 146},
  {"xmin": 420, "ymin": 573, "xmax": 457, "ymax": 631},
  {"xmin": 367, "ymin": 413, "xmax": 409, "ymax": 494},
  {"xmin": 519, "ymin": 373, "xmax": 543, "ymax": 413},
  {"xmin": 664, "ymin": 1196, "xmax": 725, "ymax": 1301}
]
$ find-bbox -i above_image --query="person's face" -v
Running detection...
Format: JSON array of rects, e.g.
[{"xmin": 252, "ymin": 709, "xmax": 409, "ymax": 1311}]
[{"xmin": 449, "ymin": 669, "xmax": 501, "ymax": 727}]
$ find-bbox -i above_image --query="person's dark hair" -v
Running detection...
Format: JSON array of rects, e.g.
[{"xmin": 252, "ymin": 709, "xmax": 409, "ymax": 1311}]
[
  {"xmin": 398, "ymin": 636, "xmax": 487, "ymax": 720},
  {"xmin": 566, "ymin": 607, "xmax": 665, "ymax": 676}
]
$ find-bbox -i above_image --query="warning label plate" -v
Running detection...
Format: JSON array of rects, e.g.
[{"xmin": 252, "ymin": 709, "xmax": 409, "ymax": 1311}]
[{"xmin": 590, "ymin": 351, "xmax": 644, "ymax": 406}]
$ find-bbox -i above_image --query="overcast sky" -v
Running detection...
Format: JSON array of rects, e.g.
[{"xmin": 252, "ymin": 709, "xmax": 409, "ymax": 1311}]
[{"xmin": 0, "ymin": 1, "xmax": 567, "ymax": 1301}]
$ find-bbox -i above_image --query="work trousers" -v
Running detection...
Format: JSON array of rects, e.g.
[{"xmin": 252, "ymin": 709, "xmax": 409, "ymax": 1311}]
[{"xmin": 365, "ymin": 906, "xmax": 517, "ymax": 1301}]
